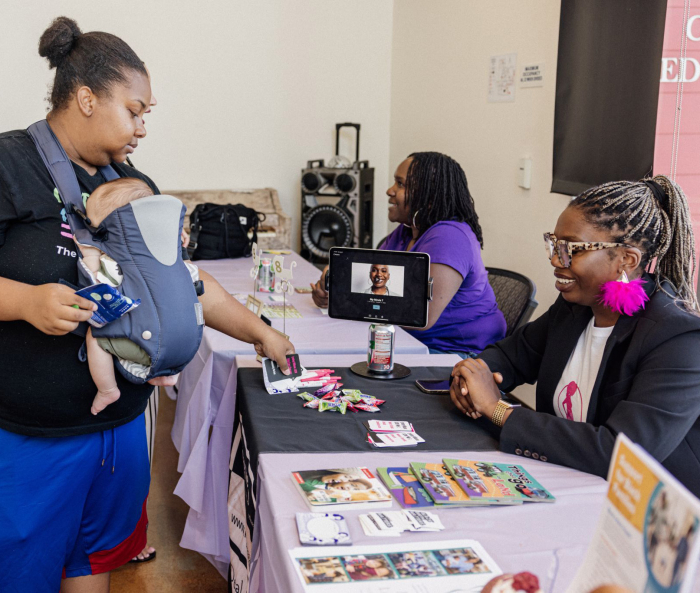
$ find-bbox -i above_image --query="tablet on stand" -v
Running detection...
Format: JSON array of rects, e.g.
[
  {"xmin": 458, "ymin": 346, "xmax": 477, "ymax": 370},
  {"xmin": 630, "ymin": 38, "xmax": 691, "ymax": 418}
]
[{"xmin": 326, "ymin": 247, "xmax": 433, "ymax": 380}]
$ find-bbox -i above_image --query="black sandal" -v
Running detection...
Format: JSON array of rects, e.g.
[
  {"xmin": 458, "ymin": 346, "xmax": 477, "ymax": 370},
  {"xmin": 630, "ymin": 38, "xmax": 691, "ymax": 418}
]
[{"xmin": 129, "ymin": 549, "xmax": 156, "ymax": 563}]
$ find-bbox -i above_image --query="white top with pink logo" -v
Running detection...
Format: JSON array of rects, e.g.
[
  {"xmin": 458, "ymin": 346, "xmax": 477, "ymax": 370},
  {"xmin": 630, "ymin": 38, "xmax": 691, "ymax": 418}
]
[{"xmin": 553, "ymin": 318, "xmax": 614, "ymax": 422}]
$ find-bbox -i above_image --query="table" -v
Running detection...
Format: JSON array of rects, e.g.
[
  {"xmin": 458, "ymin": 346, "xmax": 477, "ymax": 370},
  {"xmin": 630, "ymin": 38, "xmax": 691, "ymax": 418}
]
[
  {"xmin": 169, "ymin": 254, "xmax": 429, "ymax": 576},
  {"xmin": 228, "ymin": 359, "xmax": 509, "ymax": 592},
  {"xmin": 250, "ymin": 450, "xmax": 609, "ymax": 593}
]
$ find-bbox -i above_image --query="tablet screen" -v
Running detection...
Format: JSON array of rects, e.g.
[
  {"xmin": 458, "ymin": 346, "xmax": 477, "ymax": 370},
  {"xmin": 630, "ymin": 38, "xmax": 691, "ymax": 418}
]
[{"xmin": 328, "ymin": 247, "xmax": 430, "ymax": 327}]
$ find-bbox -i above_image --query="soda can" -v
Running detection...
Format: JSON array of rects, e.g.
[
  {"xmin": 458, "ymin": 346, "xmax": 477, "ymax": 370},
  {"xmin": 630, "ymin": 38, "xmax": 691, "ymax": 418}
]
[
  {"xmin": 367, "ymin": 324, "xmax": 395, "ymax": 373},
  {"xmin": 259, "ymin": 258, "xmax": 275, "ymax": 292}
]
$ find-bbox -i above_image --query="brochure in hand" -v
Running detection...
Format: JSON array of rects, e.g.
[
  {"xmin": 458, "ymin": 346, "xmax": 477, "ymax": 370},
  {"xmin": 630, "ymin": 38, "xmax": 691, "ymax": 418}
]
[
  {"xmin": 292, "ymin": 467, "xmax": 393, "ymax": 512},
  {"xmin": 443, "ymin": 459, "xmax": 555, "ymax": 504},
  {"xmin": 75, "ymin": 283, "xmax": 140, "ymax": 328},
  {"xmin": 568, "ymin": 433, "xmax": 700, "ymax": 593},
  {"xmin": 261, "ymin": 354, "xmax": 305, "ymax": 393}
]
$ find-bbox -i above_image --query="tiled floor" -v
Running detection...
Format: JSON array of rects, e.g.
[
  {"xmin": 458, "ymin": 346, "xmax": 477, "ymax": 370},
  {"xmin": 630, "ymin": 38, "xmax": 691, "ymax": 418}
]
[{"xmin": 111, "ymin": 391, "xmax": 226, "ymax": 592}]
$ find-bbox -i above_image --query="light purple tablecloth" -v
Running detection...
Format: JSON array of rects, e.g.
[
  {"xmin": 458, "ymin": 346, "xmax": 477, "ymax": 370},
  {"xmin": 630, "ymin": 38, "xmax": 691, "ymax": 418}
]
[
  {"xmin": 250, "ymin": 450, "xmax": 608, "ymax": 593},
  {"xmin": 171, "ymin": 250, "xmax": 437, "ymax": 581}
]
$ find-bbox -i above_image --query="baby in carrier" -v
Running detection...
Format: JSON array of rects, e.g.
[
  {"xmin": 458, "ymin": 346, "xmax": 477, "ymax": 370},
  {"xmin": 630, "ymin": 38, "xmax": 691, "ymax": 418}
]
[{"xmin": 77, "ymin": 177, "xmax": 198, "ymax": 415}]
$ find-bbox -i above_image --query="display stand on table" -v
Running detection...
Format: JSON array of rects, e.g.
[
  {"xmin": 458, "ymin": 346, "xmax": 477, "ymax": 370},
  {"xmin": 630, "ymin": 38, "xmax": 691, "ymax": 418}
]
[
  {"xmin": 250, "ymin": 242, "xmax": 294, "ymax": 337},
  {"xmin": 325, "ymin": 248, "xmax": 433, "ymax": 381}
]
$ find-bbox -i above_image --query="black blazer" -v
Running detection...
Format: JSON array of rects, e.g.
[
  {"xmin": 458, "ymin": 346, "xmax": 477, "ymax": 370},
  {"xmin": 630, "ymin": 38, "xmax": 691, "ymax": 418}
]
[{"xmin": 479, "ymin": 277, "xmax": 700, "ymax": 496}]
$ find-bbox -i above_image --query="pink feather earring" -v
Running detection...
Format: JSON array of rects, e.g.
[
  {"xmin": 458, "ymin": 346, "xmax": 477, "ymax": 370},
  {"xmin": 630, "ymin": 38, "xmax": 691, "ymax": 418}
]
[{"xmin": 598, "ymin": 271, "xmax": 649, "ymax": 316}]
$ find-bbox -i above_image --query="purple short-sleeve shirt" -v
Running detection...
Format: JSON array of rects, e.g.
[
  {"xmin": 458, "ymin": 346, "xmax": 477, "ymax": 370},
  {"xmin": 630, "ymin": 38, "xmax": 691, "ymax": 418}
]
[{"xmin": 381, "ymin": 221, "xmax": 506, "ymax": 353}]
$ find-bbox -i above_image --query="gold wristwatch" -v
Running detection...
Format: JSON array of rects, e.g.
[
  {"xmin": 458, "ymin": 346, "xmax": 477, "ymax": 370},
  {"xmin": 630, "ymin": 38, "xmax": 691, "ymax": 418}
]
[{"xmin": 491, "ymin": 399, "xmax": 513, "ymax": 427}]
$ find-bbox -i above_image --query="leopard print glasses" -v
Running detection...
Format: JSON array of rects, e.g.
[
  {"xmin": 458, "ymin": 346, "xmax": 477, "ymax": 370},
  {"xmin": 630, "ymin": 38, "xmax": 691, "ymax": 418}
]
[{"xmin": 543, "ymin": 233, "xmax": 630, "ymax": 268}]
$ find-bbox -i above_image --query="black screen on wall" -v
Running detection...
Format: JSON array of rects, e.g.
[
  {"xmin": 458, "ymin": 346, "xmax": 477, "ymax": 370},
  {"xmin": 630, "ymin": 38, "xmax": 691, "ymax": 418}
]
[{"xmin": 552, "ymin": 0, "xmax": 668, "ymax": 196}]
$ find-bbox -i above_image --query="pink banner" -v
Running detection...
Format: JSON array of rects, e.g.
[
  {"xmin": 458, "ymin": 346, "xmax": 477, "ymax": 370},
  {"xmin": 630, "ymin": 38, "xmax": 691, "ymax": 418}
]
[{"xmin": 654, "ymin": 0, "xmax": 700, "ymax": 274}]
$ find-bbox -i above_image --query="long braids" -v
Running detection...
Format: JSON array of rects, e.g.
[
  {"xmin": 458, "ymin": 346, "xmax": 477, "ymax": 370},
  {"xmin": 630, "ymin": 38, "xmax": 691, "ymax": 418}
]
[
  {"xmin": 405, "ymin": 152, "xmax": 484, "ymax": 248},
  {"xmin": 570, "ymin": 175, "xmax": 699, "ymax": 313}
]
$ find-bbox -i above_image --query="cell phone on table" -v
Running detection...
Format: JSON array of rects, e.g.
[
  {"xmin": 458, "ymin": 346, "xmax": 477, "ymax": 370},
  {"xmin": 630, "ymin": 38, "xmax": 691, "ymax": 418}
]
[{"xmin": 415, "ymin": 379, "xmax": 451, "ymax": 395}]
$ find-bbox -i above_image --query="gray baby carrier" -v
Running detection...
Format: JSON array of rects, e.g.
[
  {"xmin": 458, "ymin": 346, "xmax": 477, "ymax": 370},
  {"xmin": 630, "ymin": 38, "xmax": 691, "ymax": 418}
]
[{"xmin": 28, "ymin": 119, "xmax": 204, "ymax": 384}]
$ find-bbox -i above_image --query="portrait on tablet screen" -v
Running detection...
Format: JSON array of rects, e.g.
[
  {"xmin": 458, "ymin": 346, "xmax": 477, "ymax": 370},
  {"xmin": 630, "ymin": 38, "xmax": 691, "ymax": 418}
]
[{"xmin": 351, "ymin": 263, "xmax": 405, "ymax": 297}]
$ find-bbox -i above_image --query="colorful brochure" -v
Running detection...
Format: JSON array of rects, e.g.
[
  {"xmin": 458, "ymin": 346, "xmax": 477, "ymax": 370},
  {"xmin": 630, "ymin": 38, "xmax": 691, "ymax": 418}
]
[
  {"xmin": 409, "ymin": 462, "xmax": 482, "ymax": 506},
  {"xmin": 567, "ymin": 434, "xmax": 700, "ymax": 593},
  {"xmin": 377, "ymin": 467, "xmax": 435, "ymax": 509},
  {"xmin": 292, "ymin": 467, "xmax": 392, "ymax": 512},
  {"xmin": 76, "ymin": 283, "xmax": 140, "ymax": 328},
  {"xmin": 443, "ymin": 459, "xmax": 554, "ymax": 504}
]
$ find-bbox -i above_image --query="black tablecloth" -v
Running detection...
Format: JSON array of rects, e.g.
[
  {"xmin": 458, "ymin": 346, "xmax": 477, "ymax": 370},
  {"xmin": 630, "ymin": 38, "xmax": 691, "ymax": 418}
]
[
  {"xmin": 235, "ymin": 366, "xmax": 499, "ymax": 470},
  {"xmin": 228, "ymin": 366, "xmax": 501, "ymax": 591}
]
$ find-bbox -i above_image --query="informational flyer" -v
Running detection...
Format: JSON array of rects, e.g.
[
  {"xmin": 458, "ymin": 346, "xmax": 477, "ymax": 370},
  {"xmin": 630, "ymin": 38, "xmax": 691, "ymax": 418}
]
[
  {"xmin": 290, "ymin": 539, "xmax": 501, "ymax": 591},
  {"xmin": 567, "ymin": 434, "xmax": 700, "ymax": 593},
  {"xmin": 488, "ymin": 53, "xmax": 517, "ymax": 102}
]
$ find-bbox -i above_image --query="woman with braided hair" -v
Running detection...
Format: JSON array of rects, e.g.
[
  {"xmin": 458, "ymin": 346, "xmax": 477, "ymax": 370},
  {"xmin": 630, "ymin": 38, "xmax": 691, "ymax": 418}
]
[
  {"xmin": 450, "ymin": 175, "xmax": 700, "ymax": 496},
  {"xmin": 312, "ymin": 152, "xmax": 506, "ymax": 356}
]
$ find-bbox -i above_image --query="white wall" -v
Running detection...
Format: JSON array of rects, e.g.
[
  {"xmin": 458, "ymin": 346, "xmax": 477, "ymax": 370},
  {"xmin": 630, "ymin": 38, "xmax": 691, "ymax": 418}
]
[
  {"xmin": 1, "ymin": 1, "xmax": 569, "ymax": 313},
  {"xmin": 0, "ymin": 0, "xmax": 395, "ymax": 249},
  {"xmin": 389, "ymin": 0, "xmax": 570, "ymax": 314}
]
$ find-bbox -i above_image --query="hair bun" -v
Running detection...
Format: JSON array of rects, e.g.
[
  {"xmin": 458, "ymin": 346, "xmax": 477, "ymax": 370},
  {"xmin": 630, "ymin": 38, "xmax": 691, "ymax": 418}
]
[{"xmin": 38, "ymin": 17, "xmax": 82, "ymax": 69}]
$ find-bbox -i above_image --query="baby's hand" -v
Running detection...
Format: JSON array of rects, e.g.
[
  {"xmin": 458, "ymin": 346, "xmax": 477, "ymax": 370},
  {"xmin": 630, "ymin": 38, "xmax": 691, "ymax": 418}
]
[{"xmin": 91, "ymin": 386, "xmax": 121, "ymax": 415}]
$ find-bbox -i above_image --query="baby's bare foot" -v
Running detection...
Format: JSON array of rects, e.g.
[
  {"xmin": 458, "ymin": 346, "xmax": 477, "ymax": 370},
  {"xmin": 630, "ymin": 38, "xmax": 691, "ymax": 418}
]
[{"xmin": 91, "ymin": 387, "xmax": 121, "ymax": 415}]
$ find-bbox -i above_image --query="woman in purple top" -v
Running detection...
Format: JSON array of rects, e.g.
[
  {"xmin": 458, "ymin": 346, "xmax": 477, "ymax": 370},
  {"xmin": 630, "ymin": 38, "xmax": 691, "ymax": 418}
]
[{"xmin": 312, "ymin": 152, "xmax": 506, "ymax": 356}]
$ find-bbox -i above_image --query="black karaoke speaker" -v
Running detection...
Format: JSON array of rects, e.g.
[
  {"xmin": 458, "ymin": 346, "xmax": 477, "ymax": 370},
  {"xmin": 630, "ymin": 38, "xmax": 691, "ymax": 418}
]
[{"xmin": 300, "ymin": 123, "xmax": 374, "ymax": 263}]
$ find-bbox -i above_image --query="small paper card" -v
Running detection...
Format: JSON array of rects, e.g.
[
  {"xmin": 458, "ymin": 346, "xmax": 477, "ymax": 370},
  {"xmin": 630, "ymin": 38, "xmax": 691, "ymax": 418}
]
[
  {"xmin": 359, "ymin": 510, "xmax": 445, "ymax": 537},
  {"xmin": 365, "ymin": 420, "xmax": 414, "ymax": 433},
  {"xmin": 296, "ymin": 513, "xmax": 351, "ymax": 546},
  {"xmin": 76, "ymin": 283, "xmax": 140, "ymax": 328},
  {"xmin": 368, "ymin": 431, "xmax": 425, "ymax": 448},
  {"xmin": 262, "ymin": 356, "xmax": 304, "ymax": 394},
  {"xmin": 245, "ymin": 295, "xmax": 263, "ymax": 316},
  {"xmin": 286, "ymin": 354, "xmax": 303, "ymax": 379}
]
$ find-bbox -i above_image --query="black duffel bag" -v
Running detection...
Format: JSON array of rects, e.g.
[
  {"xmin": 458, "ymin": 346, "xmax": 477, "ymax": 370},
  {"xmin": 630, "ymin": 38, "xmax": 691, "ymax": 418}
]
[{"xmin": 187, "ymin": 203, "xmax": 265, "ymax": 260}]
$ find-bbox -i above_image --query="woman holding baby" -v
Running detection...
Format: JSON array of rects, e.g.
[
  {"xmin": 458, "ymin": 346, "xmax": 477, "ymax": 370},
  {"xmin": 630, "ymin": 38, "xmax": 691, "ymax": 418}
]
[{"xmin": 0, "ymin": 17, "xmax": 294, "ymax": 592}]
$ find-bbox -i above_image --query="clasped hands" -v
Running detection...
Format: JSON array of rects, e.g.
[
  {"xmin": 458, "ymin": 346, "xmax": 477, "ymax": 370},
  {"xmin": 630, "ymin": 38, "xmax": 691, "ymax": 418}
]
[{"xmin": 450, "ymin": 358, "xmax": 504, "ymax": 422}]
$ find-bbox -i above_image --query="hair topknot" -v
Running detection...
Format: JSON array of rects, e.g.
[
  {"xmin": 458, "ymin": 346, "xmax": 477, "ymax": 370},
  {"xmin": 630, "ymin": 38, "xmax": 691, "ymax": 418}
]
[
  {"xmin": 37, "ymin": 17, "xmax": 146, "ymax": 111},
  {"xmin": 38, "ymin": 17, "xmax": 82, "ymax": 69}
]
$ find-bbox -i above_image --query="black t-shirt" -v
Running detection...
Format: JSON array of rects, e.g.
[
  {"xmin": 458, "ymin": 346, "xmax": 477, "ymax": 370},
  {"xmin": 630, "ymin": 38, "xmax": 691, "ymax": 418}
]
[{"xmin": 0, "ymin": 129, "xmax": 159, "ymax": 437}]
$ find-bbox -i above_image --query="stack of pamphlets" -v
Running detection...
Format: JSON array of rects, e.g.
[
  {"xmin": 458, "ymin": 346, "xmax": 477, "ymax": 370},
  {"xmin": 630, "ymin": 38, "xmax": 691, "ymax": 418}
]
[
  {"xmin": 442, "ymin": 459, "xmax": 555, "ymax": 504},
  {"xmin": 365, "ymin": 420, "xmax": 425, "ymax": 448},
  {"xmin": 379, "ymin": 460, "xmax": 555, "ymax": 508},
  {"xmin": 378, "ymin": 467, "xmax": 437, "ymax": 508},
  {"xmin": 359, "ymin": 509, "xmax": 445, "ymax": 537},
  {"xmin": 292, "ymin": 467, "xmax": 393, "ymax": 511}
]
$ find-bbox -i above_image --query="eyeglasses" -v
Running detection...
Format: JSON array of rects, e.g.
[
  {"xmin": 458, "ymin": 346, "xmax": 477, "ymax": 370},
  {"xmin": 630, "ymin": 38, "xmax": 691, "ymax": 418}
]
[{"xmin": 543, "ymin": 233, "xmax": 630, "ymax": 268}]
